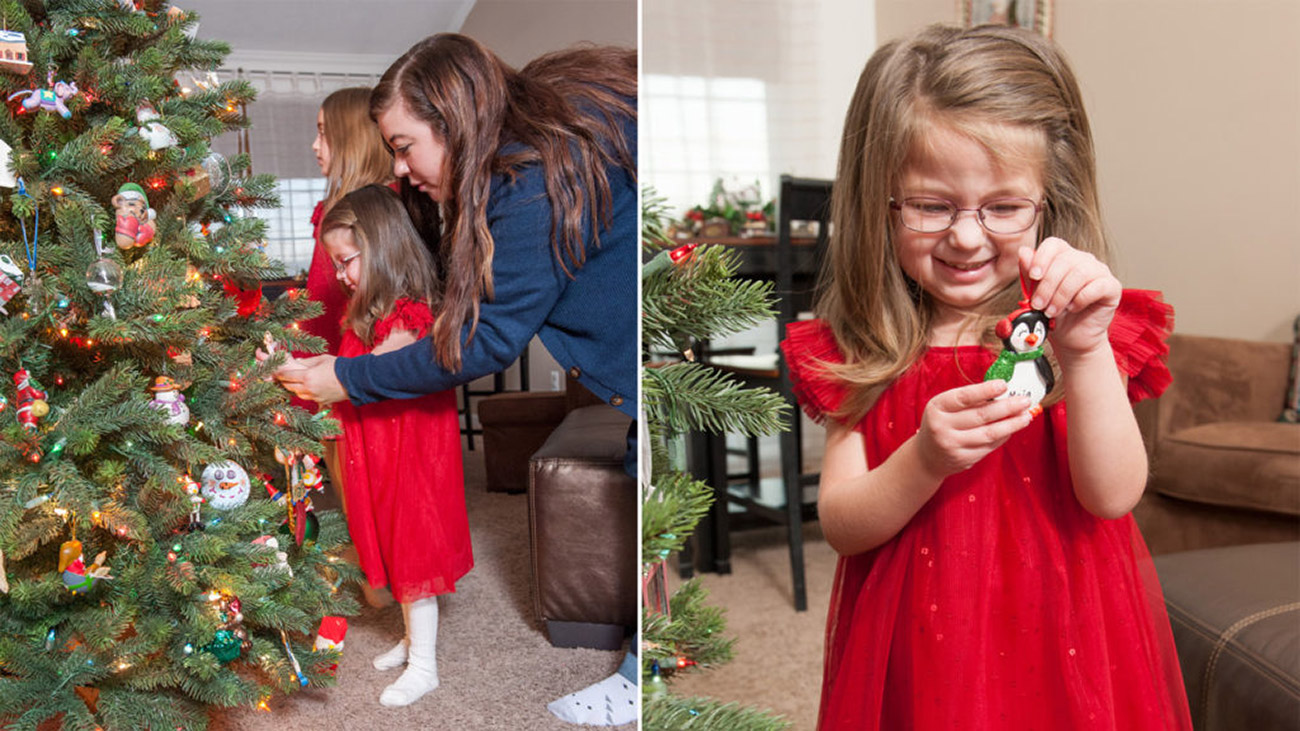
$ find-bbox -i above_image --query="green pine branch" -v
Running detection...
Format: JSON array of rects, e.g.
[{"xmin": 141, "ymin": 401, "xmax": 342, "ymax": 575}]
[
  {"xmin": 642, "ymin": 470, "xmax": 713, "ymax": 561},
  {"xmin": 644, "ymin": 695, "xmax": 791, "ymax": 731},
  {"xmin": 642, "ymin": 244, "xmax": 776, "ymax": 352},
  {"xmin": 643, "ymin": 362, "xmax": 788, "ymax": 436}
]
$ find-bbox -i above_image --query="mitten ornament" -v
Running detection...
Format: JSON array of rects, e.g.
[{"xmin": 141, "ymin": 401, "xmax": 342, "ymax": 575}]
[
  {"xmin": 314, "ymin": 616, "xmax": 347, "ymax": 652},
  {"xmin": 111, "ymin": 183, "xmax": 156, "ymax": 249},
  {"xmin": 984, "ymin": 275, "xmax": 1055, "ymax": 416}
]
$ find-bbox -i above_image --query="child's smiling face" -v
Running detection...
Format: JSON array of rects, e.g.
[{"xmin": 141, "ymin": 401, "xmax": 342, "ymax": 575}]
[{"xmin": 894, "ymin": 121, "xmax": 1045, "ymax": 335}]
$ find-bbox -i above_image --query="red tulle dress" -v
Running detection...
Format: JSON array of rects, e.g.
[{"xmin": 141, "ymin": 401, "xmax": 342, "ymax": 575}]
[
  {"xmin": 781, "ymin": 290, "xmax": 1192, "ymax": 731},
  {"xmin": 333, "ymin": 298, "xmax": 473, "ymax": 603}
]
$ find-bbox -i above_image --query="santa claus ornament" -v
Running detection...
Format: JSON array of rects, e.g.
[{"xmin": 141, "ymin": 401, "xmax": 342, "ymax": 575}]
[
  {"xmin": 984, "ymin": 274, "xmax": 1055, "ymax": 416},
  {"xmin": 13, "ymin": 368, "xmax": 48, "ymax": 431}
]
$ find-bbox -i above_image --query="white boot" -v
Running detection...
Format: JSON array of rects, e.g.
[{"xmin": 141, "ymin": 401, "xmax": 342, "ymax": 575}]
[
  {"xmin": 379, "ymin": 597, "xmax": 440, "ymax": 707},
  {"xmin": 372, "ymin": 602, "xmax": 409, "ymax": 671}
]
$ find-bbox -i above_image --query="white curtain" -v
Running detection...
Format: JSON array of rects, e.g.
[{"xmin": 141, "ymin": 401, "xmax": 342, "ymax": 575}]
[
  {"xmin": 642, "ymin": 0, "xmax": 877, "ymax": 218},
  {"xmin": 209, "ymin": 70, "xmax": 383, "ymax": 275}
]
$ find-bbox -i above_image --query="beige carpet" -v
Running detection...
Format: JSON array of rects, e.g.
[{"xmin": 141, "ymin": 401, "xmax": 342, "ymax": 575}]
[
  {"xmin": 209, "ymin": 448, "xmax": 631, "ymax": 731},
  {"xmin": 667, "ymin": 522, "xmax": 837, "ymax": 731}
]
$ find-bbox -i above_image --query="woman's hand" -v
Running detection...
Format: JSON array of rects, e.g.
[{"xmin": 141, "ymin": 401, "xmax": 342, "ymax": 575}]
[
  {"xmin": 273, "ymin": 355, "xmax": 349, "ymax": 404},
  {"xmin": 914, "ymin": 380, "xmax": 1033, "ymax": 481},
  {"xmin": 1021, "ymin": 237, "xmax": 1121, "ymax": 360}
]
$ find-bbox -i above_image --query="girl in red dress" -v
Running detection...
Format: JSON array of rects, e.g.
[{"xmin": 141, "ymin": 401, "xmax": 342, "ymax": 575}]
[
  {"xmin": 301, "ymin": 91, "xmax": 395, "ymax": 611},
  {"xmin": 302, "ymin": 87, "xmax": 393, "ymax": 360},
  {"xmin": 316, "ymin": 184, "xmax": 471, "ymax": 707},
  {"xmin": 781, "ymin": 25, "xmax": 1192, "ymax": 730}
]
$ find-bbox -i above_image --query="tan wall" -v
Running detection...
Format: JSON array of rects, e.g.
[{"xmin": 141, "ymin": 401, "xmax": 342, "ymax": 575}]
[
  {"xmin": 877, "ymin": 1, "xmax": 1300, "ymax": 342},
  {"xmin": 460, "ymin": 0, "xmax": 637, "ymax": 67}
]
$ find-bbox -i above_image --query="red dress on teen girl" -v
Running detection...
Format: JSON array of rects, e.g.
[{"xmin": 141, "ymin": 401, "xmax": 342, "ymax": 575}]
[
  {"xmin": 782, "ymin": 290, "xmax": 1192, "ymax": 731},
  {"xmin": 333, "ymin": 298, "xmax": 473, "ymax": 603}
]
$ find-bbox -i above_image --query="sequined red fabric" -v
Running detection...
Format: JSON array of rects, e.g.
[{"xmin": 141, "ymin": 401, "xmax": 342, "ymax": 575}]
[
  {"xmin": 783, "ymin": 290, "xmax": 1191, "ymax": 730},
  {"xmin": 334, "ymin": 298, "xmax": 473, "ymax": 603}
]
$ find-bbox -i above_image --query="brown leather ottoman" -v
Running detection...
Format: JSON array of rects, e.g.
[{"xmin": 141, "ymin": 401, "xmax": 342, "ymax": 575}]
[
  {"xmin": 478, "ymin": 391, "xmax": 567, "ymax": 493},
  {"xmin": 528, "ymin": 404, "xmax": 635, "ymax": 650},
  {"xmin": 1155, "ymin": 542, "xmax": 1300, "ymax": 730}
]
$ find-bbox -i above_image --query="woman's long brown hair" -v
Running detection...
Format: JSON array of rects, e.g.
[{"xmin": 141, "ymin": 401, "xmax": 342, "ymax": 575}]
[
  {"xmin": 370, "ymin": 33, "xmax": 636, "ymax": 372},
  {"xmin": 319, "ymin": 185, "xmax": 442, "ymax": 348},
  {"xmin": 320, "ymin": 87, "xmax": 393, "ymax": 217}
]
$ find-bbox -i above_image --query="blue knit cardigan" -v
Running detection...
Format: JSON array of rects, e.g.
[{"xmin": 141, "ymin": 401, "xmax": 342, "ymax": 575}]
[{"xmin": 334, "ymin": 107, "xmax": 637, "ymax": 418}]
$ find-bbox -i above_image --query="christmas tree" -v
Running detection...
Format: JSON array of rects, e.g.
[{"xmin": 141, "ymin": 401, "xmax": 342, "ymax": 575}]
[
  {"xmin": 0, "ymin": 2, "xmax": 357, "ymax": 728},
  {"xmin": 641, "ymin": 189, "xmax": 791, "ymax": 730}
]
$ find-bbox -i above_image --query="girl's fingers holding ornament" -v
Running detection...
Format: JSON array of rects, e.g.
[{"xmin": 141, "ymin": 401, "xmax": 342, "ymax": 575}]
[
  {"xmin": 937, "ymin": 379, "xmax": 1009, "ymax": 412},
  {"xmin": 966, "ymin": 394, "xmax": 1033, "ymax": 428},
  {"xmin": 972, "ymin": 412, "xmax": 1032, "ymax": 456},
  {"xmin": 1023, "ymin": 236, "xmax": 1070, "ymax": 284},
  {"xmin": 1040, "ymin": 261, "xmax": 1096, "ymax": 318}
]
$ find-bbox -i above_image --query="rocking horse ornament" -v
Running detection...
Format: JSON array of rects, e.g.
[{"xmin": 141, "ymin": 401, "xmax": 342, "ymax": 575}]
[
  {"xmin": 985, "ymin": 273, "xmax": 1055, "ymax": 416},
  {"xmin": 8, "ymin": 69, "xmax": 78, "ymax": 119}
]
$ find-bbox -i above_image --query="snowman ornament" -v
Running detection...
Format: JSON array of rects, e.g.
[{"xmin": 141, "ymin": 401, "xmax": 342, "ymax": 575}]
[
  {"xmin": 984, "ymin": 306, "xmax": 1055, "ymax": 416},
  {"xmin": 201, "ymin": 461, "xmax": 251, "ymax": 510},
  {"xmin": 148, "ymin": 376, "xmax": 189, "ymax": 425}
]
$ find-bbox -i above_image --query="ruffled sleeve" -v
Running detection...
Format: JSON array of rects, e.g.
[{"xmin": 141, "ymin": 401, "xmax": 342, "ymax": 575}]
[
  {"xmin": 780, "ymin": 319, "xmax": 850, "ymax": 424},
  {"xmin": 374, "ymin": 298, "xmax": 436, "ymax": 343},
  {"xmin": 1108, "ymin": 289, "xmax": 1174, "ymax": 403}
]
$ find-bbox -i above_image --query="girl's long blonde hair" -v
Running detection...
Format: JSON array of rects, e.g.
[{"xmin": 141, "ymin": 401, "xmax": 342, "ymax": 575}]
[
  {"xmin": 820, "ymin": 23, "xmax": 1109, "ymax": 423},
  {"xmin": 319, "ymin": 185, "xmax": 442, "ymax": 347},
  {"xmin": 320, "ymin": 87, "xmax": 393, "ymax": 216}
]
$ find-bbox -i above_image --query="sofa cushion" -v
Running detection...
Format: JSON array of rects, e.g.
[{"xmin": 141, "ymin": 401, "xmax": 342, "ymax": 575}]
[
  {"xmin": 1152, "ymin": 422, "xmax": 1300, "ymax": 516},
  {"xmin": 1155, "ymin": 542, "xmax": 1300, "ymax": 731}
]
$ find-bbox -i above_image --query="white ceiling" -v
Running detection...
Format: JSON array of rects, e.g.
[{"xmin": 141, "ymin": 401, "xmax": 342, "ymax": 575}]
[{"xmin": 184, "ymin": 0, "xmax": 478, "ymax": 75}]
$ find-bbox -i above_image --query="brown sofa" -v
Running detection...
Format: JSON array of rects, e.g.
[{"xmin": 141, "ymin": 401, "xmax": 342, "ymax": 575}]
[
  {"xmin": 1134, "ymin": 333, "xmax": 1300, "ymax": 731},
  {"xmin": 1135, "ymin": 333, "xmax": 1300, "ymax": 554}
]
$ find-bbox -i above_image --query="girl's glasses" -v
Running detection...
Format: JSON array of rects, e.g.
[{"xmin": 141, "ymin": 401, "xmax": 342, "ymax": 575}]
[
  {"xmin": 332, "ymin": 251, "xmax": 361, "ymax": 273},
  {"xmin": 890, "ymin": 196, "xmax": 1043, "ymax": 235}
]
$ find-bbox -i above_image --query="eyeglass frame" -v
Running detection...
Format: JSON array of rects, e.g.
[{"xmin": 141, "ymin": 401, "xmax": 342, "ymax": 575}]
[
  {"xmin": 889, "ymin": 196, "xmax": 1044, "ymax": 235},
  {"xmin": 331, "ymin": 250, "xmax": 362, "ymax": 274}
]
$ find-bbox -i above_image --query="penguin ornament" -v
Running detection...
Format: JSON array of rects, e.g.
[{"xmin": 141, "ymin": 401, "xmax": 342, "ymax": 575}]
[{"xmin": 984, "ymin": 306, "xmax": 1054, "ymax": 416}]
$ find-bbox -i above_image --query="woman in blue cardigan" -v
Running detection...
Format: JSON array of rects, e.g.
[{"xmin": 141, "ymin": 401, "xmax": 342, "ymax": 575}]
[{"xmin": 274, "ymin": 34, "xmax": 637, "ymax": 723}]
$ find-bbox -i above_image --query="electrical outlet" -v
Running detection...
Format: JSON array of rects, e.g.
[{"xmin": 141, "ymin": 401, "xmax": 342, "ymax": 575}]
[{"xmin": 550, "ymin": 370, "xmax": 562, "ymax": 391}]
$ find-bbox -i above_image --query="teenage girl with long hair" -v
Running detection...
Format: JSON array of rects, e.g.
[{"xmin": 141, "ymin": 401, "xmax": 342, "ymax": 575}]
[{"xmin": 301, "ymin": 87, "xmax": 393, "ymax": 358}]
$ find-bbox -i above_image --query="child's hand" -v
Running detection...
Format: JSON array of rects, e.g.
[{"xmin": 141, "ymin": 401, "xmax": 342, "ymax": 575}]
[
  {"xmin": 1021, "ymin": 238, "xmax": 1120, "ymax": 359},
  {"xmin": 915, "ymin": 380, "xmax": 1033, "ymax": 481}
]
